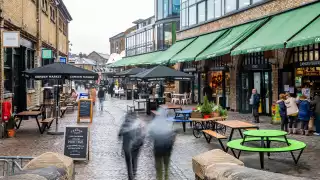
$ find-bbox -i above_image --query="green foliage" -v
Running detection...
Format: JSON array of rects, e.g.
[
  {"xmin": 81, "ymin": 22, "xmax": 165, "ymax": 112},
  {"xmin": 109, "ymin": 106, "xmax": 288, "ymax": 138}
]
[
  {"xmin": 6, "ymin": 116, "xmax": 16, "ymax": 129},
  {"xmin": 201, "ymin": 96, "xmax": 213, "ymax": 114},
  {"xmin": 212, "ymin": 104, "xmax": 228, "ymax": 117}
]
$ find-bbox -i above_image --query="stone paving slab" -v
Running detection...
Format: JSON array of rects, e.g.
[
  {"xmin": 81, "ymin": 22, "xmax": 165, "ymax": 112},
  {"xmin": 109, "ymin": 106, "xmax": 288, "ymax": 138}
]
[{"xmin": 0, "ymin": 98, "xmax": 319, "ymax": 179}]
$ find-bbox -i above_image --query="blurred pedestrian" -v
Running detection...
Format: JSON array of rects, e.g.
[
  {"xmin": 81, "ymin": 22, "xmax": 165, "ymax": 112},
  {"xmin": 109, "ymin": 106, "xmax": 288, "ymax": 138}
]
[
  {"xmin": 90, "ymin": 87, "xmax": 97, "ymax": 106},
  {"xmin": 250, "ymin": 89, "xmax": 260, "ymax": 123},
  {"xmin": 311, "ymin": 94, "xmax": 320, "ymax": 136},
  {"xmin": 149, "ymin": 108, "xmax": 176, "ymax": 180},
  {"xmin": 118, "ymin": 113, "xmax": 145, "ymax": 180},
  {"xmin": 285, "ymin": 93, "xmax": 299, "ymax": 134},
  {"xmin": 277, "ymin": 93, "xmax": 288, "ymax": 132},
  {"xmin": 97, "ymin": 87, "xmax": 105, "ymax": 111},
  {"xmin": 108, "ymin": 82, "xmax": 115, "ymax": 98}
]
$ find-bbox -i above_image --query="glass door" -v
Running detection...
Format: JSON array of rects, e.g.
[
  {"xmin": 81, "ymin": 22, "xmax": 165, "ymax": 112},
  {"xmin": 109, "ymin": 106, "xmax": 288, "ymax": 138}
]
[
  {"xmin": 240, "ymin": 72, "xmax": 251, "ymax": 113},
  {"xmin": 262, "ymin": 71, "xmax": 272, "ymax": 115}
]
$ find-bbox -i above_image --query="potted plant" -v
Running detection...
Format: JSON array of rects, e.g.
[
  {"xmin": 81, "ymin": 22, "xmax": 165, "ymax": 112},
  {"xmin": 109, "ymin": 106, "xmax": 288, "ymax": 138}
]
[
  {"xmin": 212, "ymin": 104, "xmax": 222, "ymax": 117},
  {"xmin": 6, "ymin": 116, "xmax": 16, "ymax": 138},
  {"xmin": 191, "ymin": 104, "xmax": 203, "ymax": 118},
  {"xmin": 201, "ymin": 96, "xmax": 212, "ymax": 118}
]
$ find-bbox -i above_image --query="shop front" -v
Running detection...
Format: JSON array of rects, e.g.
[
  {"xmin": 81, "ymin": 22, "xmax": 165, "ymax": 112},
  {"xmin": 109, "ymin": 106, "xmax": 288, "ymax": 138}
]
[
  {"xmin": 206, "ymin": 57, "xmax": 230, "ymax": 109},
  {"xmin": 281, "ymin": 43, "xmax": 320, "ymax": 99},
  {"xmin": 181, "ymin": 61, "xmax": 198, "ymax": 103},
  {"xmin": 239, "ymin": 52, "xmax": 272, "ymax": 115}
]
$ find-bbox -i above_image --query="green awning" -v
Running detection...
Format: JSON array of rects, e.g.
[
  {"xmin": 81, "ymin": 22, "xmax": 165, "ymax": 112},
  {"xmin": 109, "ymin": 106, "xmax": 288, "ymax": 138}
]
[
  {"xmin": 286, "ymin": 17, "xmax": 320, "ymax": 48},
  {"xmin": 232, "ymin": 2, "xmax": 320, "ymax": 55},
  {"xmin": 110, "ymin": 56, "xmax": 131, "ymax": 67},
  {"xmin": 130, "ymin": 51, "xmax": 163, "ymax": 66},
  {"xmin": 150, "ymin": 38, "xmax": 196, "ymax": 65},
  {"xmin": 170, "ymin": 30, "xmax": 227, "ymax": 63},
  {"xmin": 195, "ymin": 18, "xmax": 267, "ymax": 61}
]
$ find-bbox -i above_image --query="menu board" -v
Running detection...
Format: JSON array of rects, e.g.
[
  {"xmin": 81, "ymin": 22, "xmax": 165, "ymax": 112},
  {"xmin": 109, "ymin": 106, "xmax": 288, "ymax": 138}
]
[
  {"xmin": 78, "ymin": 99, "xmax": 93, "ymax": 123},
  {"xmin": 64, "ymin": 126, "xmax": 89, "ymax": 161}
]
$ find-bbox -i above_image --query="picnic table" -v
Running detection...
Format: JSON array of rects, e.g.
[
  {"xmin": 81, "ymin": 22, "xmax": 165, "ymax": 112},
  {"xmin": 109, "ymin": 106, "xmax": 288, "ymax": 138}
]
[
  {"xmin": 227, "ymin": 129, "xmax": 306, "ymax": 169},
  {"xmin": 189, "ymin": 116, "xmax": 227, "ymax": 138},
  {"xmin": 14, "ymin": 111, "xmax": 54, "ymax": 134},
  {"xmin": 166, "ymin": 109, "xmax": 193, "ymax": 132},
  {"xmin": 216, "ymin": 120, "xmax": 259, "ymax": 141},
  {"xmin": 160, "ymin": 104, "xmax": 182, "ymax": 112}
]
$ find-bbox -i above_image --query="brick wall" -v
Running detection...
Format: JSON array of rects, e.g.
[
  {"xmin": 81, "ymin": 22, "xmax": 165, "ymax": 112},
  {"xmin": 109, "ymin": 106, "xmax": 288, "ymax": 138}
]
[{"xmin": 177, "ymin": 0, "xmax": 317, "ymax": 40}]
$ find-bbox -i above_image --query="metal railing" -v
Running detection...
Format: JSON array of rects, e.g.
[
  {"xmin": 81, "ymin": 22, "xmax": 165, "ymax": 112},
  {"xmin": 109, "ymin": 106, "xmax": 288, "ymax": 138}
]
[{"xmin": 0, "ymin": 156, "xmax": 33, "ymax": 177}]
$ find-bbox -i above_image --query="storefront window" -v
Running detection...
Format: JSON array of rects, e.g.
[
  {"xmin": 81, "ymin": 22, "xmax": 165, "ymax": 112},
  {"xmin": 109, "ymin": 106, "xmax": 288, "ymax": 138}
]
[
  {"xmin": 225, "ymin": 0, "xmax": 236, "ymax": 13},
  {"xmin": 172, "ymin": 0, "xmax": 180, "ymax": 15},
  {"xmin": 189, "ymin": 5, "xmax": 197, "ymax": 26},
  {"xmin": 239, "ymin": 0, "xmax": 250, "ymax": 8},
  {"xmin": 207, "ymin": 0, "xmax": 214, "ymax": 20},
  {"xmin": 252, "ymin": 0, "xmax": 263, "ymax": 3},
  {"xmin": 157, "ymin": 24, "xmax": 164, "ymax": 49},
  {"xmin": 157, "ymin": 0, "xmax": 163, "ymax": 20},
  {"xmin": 164, "ymin": 23, "xmax": 172, "ymax": 49},
  {"xmin": 4, "ymin": 48, "xmax": 13, "ymax": 93},
  {"xmin": 26, "ymin": 50, "xmax": 35, "ymax": 89},
  {"xmin": 198, "ymin": 1, "xmax": 206, "ymax": 23},
  {"xmin": 214, "ymin": 0, "xmax": 222, "ymax": 18},
  {"xmin": 164, "ymin": 0, "xmax": 169, "ymax": 18}
]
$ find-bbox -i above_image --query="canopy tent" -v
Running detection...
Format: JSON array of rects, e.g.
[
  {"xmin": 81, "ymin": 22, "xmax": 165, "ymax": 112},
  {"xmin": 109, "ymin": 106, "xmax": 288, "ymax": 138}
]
[
  {"xmin": 286, "ymin": 16, "xmax": 320, "ymax": 48},
  {"xmin": 131, "ymin": 66, "xmax": 193, "ymax": 81},
  {"xmin": 23, "ymin": 62, "xmax": 98, "ymax": 135},
  {"xmin": 148, "ymin": 38, "xmax": 196, "ymax": 65},
  {"xmin": 170, "ymin": 29, "xmax": 227, "ymax": 63},
  {"xmin": 196, "ymin": 18, "xmax": 267, "ymax": 61},
  {"xmin": 23, "ymin": 62, "xmax": 98, "ymax": 80},
  {"xmin": 231, "ymin": 2, "xmax": 320, "ymax": 55},
  {"xmin": 114, "ymin": 68, "xmax": 146, "ymax": 78}
]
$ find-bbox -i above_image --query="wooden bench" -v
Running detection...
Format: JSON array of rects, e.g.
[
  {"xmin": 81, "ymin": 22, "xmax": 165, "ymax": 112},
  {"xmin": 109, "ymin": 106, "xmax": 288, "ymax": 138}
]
[
  {"xmin": 127, "ymin": 105, "xmax": 134, "ymax": 113},
  {"xmin": 244, "ymin": 128, "xmax": 259, "ymax": 131},
  {"xmin": 202, "ymin": 130, "xmax": 227, "ymax": 151},
  {"xmin": 40, "ymin": 118, "xmax": 54, "ymax": 133},
  {"xmin": 60, "ymin": 107, "xmax": 68, "ymax": 118}
]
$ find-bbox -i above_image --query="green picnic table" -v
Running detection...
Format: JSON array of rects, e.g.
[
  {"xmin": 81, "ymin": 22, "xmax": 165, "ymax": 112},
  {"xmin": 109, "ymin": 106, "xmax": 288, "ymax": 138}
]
[{"xmin": 227, "ymin": 129, "xmax": 306, "ymax": 169}]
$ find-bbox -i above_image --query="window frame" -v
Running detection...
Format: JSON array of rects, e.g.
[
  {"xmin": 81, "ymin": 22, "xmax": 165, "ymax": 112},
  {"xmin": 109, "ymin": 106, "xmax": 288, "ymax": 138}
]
[
  {"xmin": 42, "ymin": 0, "xmax": 48, "ymax": 14},
  {"xmin": 50, "ymin": 6, "xmax": 56, "ymax": 23},
  {"xmin": 180, "ymin": 0, "xmax": 269, "ymax": 29},
  {"xmin": 26, "ymin": 49, "xmax": 35, "ymax": 90}
]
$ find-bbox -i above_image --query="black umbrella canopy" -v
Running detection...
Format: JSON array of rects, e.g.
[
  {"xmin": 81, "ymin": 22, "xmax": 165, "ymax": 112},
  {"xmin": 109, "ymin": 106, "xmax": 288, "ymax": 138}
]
[
  {"xmin": 23, "ymin": 62, "xmax": 98, "ymax": 80},
  {"xmin": 114, "ymin": 68, "xmax": 146, "ymax": 78},
  {"xmin": 131, "ymin": 66, "xmax": 193, "ymax": 81}
]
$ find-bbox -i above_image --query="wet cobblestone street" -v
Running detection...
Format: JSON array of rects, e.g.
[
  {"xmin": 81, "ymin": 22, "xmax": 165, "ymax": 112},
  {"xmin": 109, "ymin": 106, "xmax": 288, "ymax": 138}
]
[{"xmin": 1, "ymin": 98, "xmax": 320, "ymax": 179}]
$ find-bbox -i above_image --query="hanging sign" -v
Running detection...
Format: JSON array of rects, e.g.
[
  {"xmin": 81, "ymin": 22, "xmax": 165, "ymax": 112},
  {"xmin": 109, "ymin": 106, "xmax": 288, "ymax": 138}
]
[
  {"xmin": 77, "ymin": 99, "xmax": 93, "ymax": 123},
  {"xmin": 64, "ymin": 126, "xmax": 90, "ymax": 161},
  {"xmin": 296, "ymin": 60, "xmax": 320, "ymax": 67},
  {"xmin": 42, "ymin": 49, "xmax": 53, "ymax": 59},
  {"xmin": 2, "ymin": 31, "xmax": 20, "ymax": 47}
]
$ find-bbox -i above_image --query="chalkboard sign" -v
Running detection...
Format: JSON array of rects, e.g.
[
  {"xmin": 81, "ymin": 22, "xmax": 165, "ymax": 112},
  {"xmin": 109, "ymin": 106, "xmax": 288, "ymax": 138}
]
[
  {"xmin": 78, "ymin": 99, "xmax": 93, "ymax": 123},
  {"xmin": 64, "ymin": 126, "xmax": 89, "ymax": 161}
]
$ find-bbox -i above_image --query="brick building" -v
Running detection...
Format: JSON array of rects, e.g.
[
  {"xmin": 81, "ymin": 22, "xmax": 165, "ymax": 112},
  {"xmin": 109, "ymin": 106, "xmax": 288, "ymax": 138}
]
[
  {"xmin": 175, "ymin": 0, "xmax": 319, "ymax": 115},
  {"xmin": 0, "ymin": 0, "xmax": 72, "ymax": 113}
]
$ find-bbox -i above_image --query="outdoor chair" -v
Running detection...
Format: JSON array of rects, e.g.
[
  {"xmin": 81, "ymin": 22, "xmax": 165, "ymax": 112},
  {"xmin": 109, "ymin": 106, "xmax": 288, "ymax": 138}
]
[{"xmin": 171, "ymin": 94, "xmax": 180, "ymax": 104}]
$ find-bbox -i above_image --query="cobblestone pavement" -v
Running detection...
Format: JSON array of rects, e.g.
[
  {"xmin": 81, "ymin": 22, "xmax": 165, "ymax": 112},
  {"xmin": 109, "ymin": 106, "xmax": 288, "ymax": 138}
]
[{"xmin": 1, "ymin": 97, "xmax": 320, "ymax": 179}]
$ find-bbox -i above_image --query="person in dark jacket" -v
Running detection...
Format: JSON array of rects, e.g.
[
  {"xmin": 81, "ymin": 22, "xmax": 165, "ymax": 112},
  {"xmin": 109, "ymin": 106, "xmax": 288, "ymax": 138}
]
[
  {"xmin": 108, "ymin": 82, "xmax": 115, "ymax": 98},
  {"xmin": 250, "ymin": 89, "xmax": 260, "ymax": 123},
  {"xmin": 203, "ymin": 83, "xmax": 213, "ymax": 102},
  {"xmin": 97, "ymin": 87, "xmax": 105, "ymax": 111},
  {"xmin": 298, "ymin": 95, "xmax": 311, "ymax": 135},
  {"xmin": 118, "ymin": 113, "xmax": 145, "ymax": 180},
  {"xmin": 277, "ymin": 93, "xmax": 288, "ymax": 132}
]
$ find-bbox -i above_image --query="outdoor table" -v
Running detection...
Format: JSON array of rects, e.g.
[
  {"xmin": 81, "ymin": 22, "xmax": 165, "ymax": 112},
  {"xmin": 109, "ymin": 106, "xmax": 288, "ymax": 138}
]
[
  {"xmin": 216, "ymin": 120, "xmax": 259, "ymax": 142},
  {"xmin": 227, "ymin": 129, "xmax": 305, "ymax": 169},
  {"xmin": 14, "ymin": 111, "xmax": 44, "ymax": 134},
  {"xmin": 189, "ymin": 117, "xmax": 227, "ymax": 138},
  {"xmin": 134, "ymin": 99, "xmax": 147, "ymax": 111},
  {"xmin": 160, "ymin": 104, "xmax": 182, "ymax": 111}
]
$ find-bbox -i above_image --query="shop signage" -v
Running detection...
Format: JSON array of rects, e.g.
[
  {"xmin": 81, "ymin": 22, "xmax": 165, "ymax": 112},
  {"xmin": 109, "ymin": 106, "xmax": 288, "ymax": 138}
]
[
  {"xmin": 246, "ymin": 47, "xmax": 262, "ymax": 53},
  {"xmin": 64, "ymin": 126, "xmax": 89, "ymax": 161},
  {"xmin": 183, "ymin": 68, "xmax": 196, "ymax": 72},
  {"xmin": 77, "ymin": 99, "xmax": 93, "ymax": 123},
  {"xmin": 209, "ymin": 66, "xmax": 227, "ymax": 71},
  {"xmin": 243, "ymin": 64, "xmax": 269, "ymax": 70},
  {"xmin": 2, "ymin": 31, "xmax": 20, "ymax": 47},
  {"xmin": 42, "ymin": 49, "xmax": 53, "ymax": 59},
  {"xmin": 296, "ymin": 60, "xmax": 320, "ymax": 67},
  {"xmin": 34, "ymin": 75, "xmax": 62, "ymax": 79},
  {"xmin": 60, "ymin": 57, "xmax": 67, "ymax": 63}
]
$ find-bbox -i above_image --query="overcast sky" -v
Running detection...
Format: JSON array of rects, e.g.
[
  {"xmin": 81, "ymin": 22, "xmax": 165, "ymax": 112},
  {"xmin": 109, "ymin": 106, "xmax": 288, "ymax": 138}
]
[{"xmin": 63, "ymin": 0, "xmax": 154, "ymax": 55}]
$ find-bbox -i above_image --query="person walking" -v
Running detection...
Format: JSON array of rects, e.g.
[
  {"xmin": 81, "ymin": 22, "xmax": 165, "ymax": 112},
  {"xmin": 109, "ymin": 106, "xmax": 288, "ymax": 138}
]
[
  {"xmin": 277, "ymin": 94, "xmax": 288, "ymax": 132},
  {"xmin": 285, "ymin": 93, "xmax": 299, "ymax": 134},
  {"xmin": 97, "ymin": 87, "xmax": 105, "ymax": 111},
  {"xmin": 149, "ymin": 108, "xmax": 176, "ymax": 180},
  {"xmin": 311, "ymin": 94, "xmax": 320, "ymax": 136},
  {"xmin": 297, "ymin": 95, "xmax": 311, "ymax": 135},
  {"xmin": 203, "ymin": 83, "xmax": 213, "ymax": 102},
  {"xmin": 90, "ymin": 87, "xmax": 97, "ymax": 106},
  {"xmin": 108, "ymin": 82, "xmax": 115, "ymax": 99},
  {"xmin": 118, "ymin": 113, "xmax": 145, "ymax": 180},
  {"xmin": 250, "ymin": 89, "xmax": 260, "ymax": 123}
]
